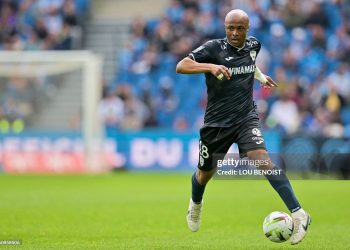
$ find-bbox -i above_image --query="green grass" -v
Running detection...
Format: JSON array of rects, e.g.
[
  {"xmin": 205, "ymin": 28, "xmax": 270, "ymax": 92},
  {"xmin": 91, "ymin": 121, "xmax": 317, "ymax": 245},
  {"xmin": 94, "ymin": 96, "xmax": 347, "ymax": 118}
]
[{"xmin": 0, "ymin": 173, "xmax": 349, "ymax": 249}]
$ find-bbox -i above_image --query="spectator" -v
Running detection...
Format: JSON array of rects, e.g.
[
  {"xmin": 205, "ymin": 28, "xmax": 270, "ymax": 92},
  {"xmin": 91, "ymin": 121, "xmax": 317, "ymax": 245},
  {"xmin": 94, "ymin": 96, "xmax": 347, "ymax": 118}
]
[
  {"xmin": 267, "ymin": 87, "xmax": 300, "ymax": 134},
  {"xmin": 304, "ymin": 2, "xmax": 329, "ymax": 29},
  {"xmin": 326, "ymin": 63, "xmax": 350, "ymax": 100},
  {"xmin": 98, "ymin": 88, "xmax": 124, "ymax": 130},
  {"xmin": 282, "ymin": 0, "xmax": 305, "ymax": 29},
  {"xmin": 117, "ymin": 84, "xmax": 150, "ymax": 131},
  {"xmin": 156, "ymin": 77, "xmax": 179, "ymax": 113}
]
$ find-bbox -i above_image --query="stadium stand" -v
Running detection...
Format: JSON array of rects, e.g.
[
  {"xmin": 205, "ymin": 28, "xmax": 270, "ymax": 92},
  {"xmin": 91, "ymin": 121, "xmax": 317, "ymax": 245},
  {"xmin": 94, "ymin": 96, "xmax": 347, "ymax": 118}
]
[
  {"xmin": 1, "ymin": 0, "xmax": 350, "ymax": 138},
  {"xmin": 106, "ymin": 0, "xmax": 350, "ymax": 137}
]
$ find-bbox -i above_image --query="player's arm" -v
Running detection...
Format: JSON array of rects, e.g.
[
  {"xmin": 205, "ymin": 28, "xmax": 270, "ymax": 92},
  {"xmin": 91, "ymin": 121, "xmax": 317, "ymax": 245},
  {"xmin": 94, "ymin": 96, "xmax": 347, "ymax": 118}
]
[
  {"xmin": 176, "ymin": 57, "xmax": 231, "ymax": 80},
  {"xmin": 254, "ymin": 66, "xmax": 278, "ymax": 87}
]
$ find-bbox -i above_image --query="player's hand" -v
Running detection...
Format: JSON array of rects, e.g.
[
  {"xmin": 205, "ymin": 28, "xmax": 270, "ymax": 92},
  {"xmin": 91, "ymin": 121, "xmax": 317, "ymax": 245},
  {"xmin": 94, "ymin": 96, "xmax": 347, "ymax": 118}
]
[
  {"xmin": 261, "ymin": 75, "xmax": 278, "ymax": 88},
  {"xmin": 211, "ymin": 65, "xmax": 231, "ymax": 80}
]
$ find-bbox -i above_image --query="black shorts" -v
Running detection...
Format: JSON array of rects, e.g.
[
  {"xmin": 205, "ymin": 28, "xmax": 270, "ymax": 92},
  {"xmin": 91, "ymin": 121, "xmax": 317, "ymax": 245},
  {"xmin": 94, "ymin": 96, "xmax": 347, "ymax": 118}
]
[{"xmin": 198, "ymin": 118, "xmax": 266, "ymax": 171}]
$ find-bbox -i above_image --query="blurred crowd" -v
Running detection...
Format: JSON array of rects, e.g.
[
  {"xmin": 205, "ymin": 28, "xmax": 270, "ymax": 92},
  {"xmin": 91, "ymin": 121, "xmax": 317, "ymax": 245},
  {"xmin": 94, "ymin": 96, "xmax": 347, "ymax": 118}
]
[
  {"xmin": 0, "ymin": 0, "xmax": 90, "ymax": 50},
  {"xmin": 0, "ymin": 0, "xmax": 90, "ymax": 131},
  {"xmin": 105, "ymin": 0, "xmax": 350, "ymax": 137},
  {"xmin": 1, "ymin": 0, "xmax": 349, "ymax": 137}
]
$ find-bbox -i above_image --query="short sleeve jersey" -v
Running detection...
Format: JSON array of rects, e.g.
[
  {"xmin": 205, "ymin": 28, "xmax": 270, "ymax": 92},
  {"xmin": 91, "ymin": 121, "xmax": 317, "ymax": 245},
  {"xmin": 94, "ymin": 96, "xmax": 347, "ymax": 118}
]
[{"xmin": 189, "ymin": 37, "xmax": 261, "ymax": 127}]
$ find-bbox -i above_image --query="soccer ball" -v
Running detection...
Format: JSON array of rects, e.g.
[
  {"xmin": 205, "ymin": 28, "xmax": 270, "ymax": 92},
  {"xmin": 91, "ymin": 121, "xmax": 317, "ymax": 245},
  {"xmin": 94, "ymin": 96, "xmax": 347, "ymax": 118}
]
[{"xmin": 263, "ymin": 211, "xmax": 294, "ymax": 243}]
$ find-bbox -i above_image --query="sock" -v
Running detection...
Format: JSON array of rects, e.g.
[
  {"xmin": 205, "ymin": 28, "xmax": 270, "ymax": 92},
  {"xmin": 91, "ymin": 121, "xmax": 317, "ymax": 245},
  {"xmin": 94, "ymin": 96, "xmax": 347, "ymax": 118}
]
[
  {"xmin": 265, "ymin": 166, "xmax": 301, "ymax": 213},
  {"xmin": 292, "ymin": 208, "xmax": 306, "ymax": 218},
  {"xmin": 191, "ymin": 172, "xmax": 206, "ymax": 203}
]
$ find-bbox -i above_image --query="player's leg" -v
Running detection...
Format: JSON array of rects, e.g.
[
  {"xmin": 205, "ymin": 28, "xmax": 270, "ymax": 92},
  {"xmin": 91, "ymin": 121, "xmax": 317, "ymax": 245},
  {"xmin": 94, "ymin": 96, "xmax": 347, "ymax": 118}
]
[
  {"xmin": 187, "ymin": 126, "xmax": 233, "ymax": 232},
  {"xmin": 191, "ymin": 168, "xmax": 216, "ymax": 203},
  {"xmin": 246, "ymin": 149, "xmax": 302, "ymax": 213},
  {"xmin": 246, "ymin": 149, "xmax": 311, "ymax": 245},
  {"xmin": 236, "ymin": 119, "xmax": 304, "ymax": 212},
  {"xmin": 236, "ymin": 118, "xmax": 311, "ymax": 244},
  {"xmin": 187, "ymin": 168, "xmax": 216, "ymax": 232}
]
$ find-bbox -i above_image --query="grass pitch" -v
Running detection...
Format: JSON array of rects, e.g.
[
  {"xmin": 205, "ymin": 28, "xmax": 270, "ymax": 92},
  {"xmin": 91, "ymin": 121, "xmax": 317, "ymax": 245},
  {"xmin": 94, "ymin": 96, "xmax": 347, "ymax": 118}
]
[{"xmin": 0, "ymin": 173, "xmax": 349, "ymax": 249}]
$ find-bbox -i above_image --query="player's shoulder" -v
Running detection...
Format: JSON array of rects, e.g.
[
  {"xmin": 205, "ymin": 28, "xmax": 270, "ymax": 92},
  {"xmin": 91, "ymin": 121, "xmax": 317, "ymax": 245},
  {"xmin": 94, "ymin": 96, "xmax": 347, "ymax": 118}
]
[
  {"xmin": 246, "ymin": 36, "xmax": 261, "ymax": 49},
  {"xmin": 202, "ymin": 38, "xmax": 225, "ymax": 48},
  {"xmin": 192, "ymin": 39, "xmax": 225, "ymax": 54}
]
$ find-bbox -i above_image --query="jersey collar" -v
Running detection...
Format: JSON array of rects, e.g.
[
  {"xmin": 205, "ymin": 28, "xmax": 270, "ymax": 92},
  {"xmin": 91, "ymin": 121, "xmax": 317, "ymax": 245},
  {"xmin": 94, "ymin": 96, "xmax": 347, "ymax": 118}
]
[{"xmin": 225, "ymin": 38, "xmax": 246, "ymax": 51}]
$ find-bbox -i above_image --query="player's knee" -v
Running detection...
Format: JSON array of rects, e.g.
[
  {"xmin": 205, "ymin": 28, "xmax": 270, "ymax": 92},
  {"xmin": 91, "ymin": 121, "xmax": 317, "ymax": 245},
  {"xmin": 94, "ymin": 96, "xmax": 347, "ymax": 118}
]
[
  {"xmin": 247, "ymin": 149, "xmax": 273, "ymax": 170},
  {"xmin": 197, "ymin": 169, "xmax": 216, "ymax": 185}
]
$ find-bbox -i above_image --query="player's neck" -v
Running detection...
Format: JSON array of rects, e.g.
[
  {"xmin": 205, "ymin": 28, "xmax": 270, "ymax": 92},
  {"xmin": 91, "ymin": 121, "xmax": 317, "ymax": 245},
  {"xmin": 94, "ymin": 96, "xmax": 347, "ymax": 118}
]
[{"xmin": 226, "ymin": 39, "xmax": 245, "ymax": 50}]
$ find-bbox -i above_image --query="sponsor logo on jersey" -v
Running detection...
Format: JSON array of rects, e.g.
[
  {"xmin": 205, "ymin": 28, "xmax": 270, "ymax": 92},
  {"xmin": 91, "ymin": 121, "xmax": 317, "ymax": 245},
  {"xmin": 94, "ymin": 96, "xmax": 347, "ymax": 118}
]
[
  {"xmin": 225, "ymin": 56, "xmax": 234, "ymax": 61},
  {"xmin": 252, "ymin": 128, "xmax": 262, "ymax": 136},
  {"xmin": 246, "ymin": 40, "xmax": 259, "ymax": 47},
  {"xmin": 228, "ymin": 65, "xmax": 255, "ymax": 75},
  {"xmin": 252, "ymin": 136, "xmax": 264, "ymax": 144},
  {"xmin": 252, "ymin": 128, "xmax": 264, "ymax": 144}
]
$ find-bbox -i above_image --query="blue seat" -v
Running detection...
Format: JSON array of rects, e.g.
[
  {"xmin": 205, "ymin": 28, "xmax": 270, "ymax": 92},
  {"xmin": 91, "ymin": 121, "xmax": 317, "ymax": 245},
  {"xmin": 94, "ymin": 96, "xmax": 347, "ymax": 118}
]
[{"xmin": 341, "ymin": 107, "xmax": 350, "ymax": 125}]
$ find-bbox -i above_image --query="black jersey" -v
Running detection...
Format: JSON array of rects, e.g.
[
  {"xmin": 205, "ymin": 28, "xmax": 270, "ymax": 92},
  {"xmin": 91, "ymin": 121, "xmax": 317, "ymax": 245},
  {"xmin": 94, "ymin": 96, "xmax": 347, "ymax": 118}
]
[{"xmin": 189, "ymin": 36, "xmax": 261, "ymax": 127}]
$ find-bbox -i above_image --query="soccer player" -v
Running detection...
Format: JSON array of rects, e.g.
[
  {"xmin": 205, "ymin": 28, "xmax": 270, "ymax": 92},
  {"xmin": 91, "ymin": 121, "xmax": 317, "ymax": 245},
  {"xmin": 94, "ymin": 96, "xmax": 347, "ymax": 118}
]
[{"xmin": 176, "ymin": 9, "xmax": 311, "ymax": 245}]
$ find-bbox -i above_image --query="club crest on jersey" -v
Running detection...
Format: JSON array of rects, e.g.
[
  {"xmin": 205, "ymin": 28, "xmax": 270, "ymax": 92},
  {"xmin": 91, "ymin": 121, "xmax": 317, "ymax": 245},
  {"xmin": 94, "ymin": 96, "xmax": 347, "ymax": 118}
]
[{"xmin": 250, "ymin": 51, "xmax": 256, "ymax": 62}]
